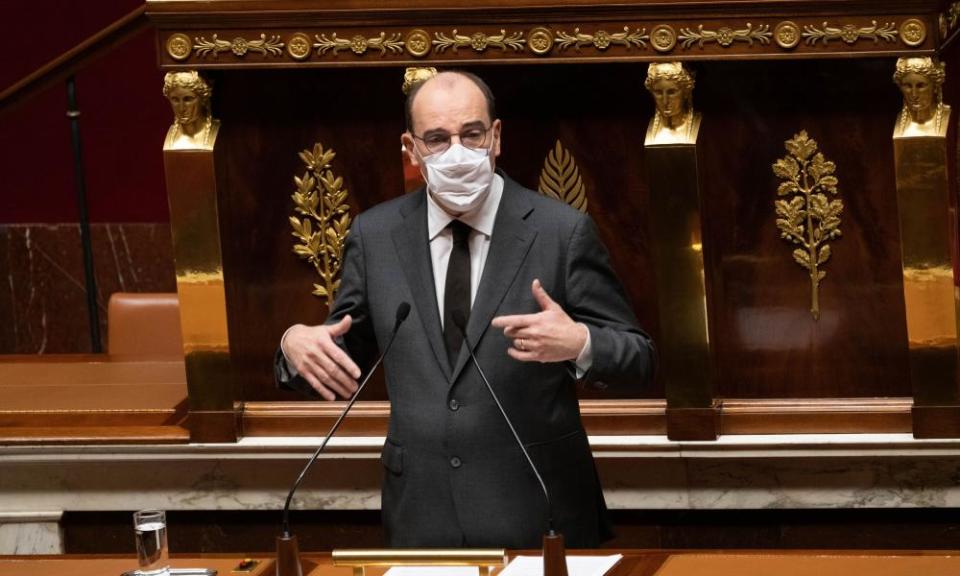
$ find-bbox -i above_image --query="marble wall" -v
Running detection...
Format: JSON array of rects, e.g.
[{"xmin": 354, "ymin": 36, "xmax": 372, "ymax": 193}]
[{"xmin": 0, "ymin": 223, "xmax": 176, "ymax": 354}]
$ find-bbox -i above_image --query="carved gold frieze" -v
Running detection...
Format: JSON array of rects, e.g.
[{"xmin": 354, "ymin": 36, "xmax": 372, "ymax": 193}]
[
  {"xmin": 650, "ymin": 25, "xmax": 678, "ymax": 52},
  {"xmin": 899, "ymin": 19, "xmax": 927, "ymax": 47},
  {"xmin": 774, "ymin": 21, "xmax": 801, "ymax": 49},
  {"xmin": 314, "ymin": 32, "xmax": 404, "ymax": 56},
  {"xmin": 773, "ymin": 131, "xmax": 843, "ymax": 321},
  {"xmin": 433, "ymin": 29, "xmax": 525, "ymax": 53},
  {"xmin": 528, "ymin": 27, "xmax": 554, "ymax": 55},
  {"xmin": 801, "ymin": 21, "xmax": 897, "ymax": 45},
  {"xmin": 194, "ymin": 33, "xmax": 285, "ymax": 58},
  {"xmin": 167, "ymin": 16, "xmax": 928, "ymax": 64},
  {"xmin": 555, "ymin": 27, "xmax": 649, "ymax": 51},
  {"xmin": 405, "ymin": 29, "xmax": 431, "ymax": 57},
  {"xmin": 539, "ymin": 141, "xmax": 587, "ymax": 213},
  {"xmin": 678, "ymin": 23, "xmax": 771, "ymax": 49},
  {"xmin": 287, "ymin": 33, "xmax": 312, "ymax": 60},
  {"xmin": 290, "ymin": 143, "xmax": 352, "ymax": 306},
  {"xmin": 166, "ymin": 33, "xmax": 192, "ymax": 61}
]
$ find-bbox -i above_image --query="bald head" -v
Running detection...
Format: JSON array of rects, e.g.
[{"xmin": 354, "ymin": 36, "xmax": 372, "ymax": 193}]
[{"xmin": 405, "ymin": 71, "xmax": 496, "ymax": 133}]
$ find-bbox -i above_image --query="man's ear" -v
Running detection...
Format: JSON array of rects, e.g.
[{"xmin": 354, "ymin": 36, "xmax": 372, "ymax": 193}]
[
  {"xmin": 491, "ymin": 119, "xmax": 502, "ymax": 159},
  {"xmin": 401, "ymin": 132, "xmax": 421, "ymax": 168}
]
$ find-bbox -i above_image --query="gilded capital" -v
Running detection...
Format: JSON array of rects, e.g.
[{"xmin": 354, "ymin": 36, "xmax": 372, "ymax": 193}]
[
  {"xmin": 644, "ymin": 62, "xmax": 701, "ymax": 146},
  {"xmin": 893, "ymin": 57, "xmax": 950, "ymax": 138},
  {"xmin": 163, "ymin": 71, "xmax": 220, "ymax": 150},
  {"xmin": 402, "ymin": 67, "xmax": 438, "ymax": 95}
]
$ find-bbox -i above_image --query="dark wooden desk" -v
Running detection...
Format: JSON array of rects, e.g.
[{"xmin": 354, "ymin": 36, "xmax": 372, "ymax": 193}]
[{"xmin": 3, "ymin": 550, "xmax": 960, "ymax": 576}]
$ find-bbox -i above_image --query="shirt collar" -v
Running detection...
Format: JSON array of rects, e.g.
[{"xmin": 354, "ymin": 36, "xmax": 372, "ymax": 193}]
[{"xmin": 427, "ymin": 173, "xmax": 503, "ymax": 240}]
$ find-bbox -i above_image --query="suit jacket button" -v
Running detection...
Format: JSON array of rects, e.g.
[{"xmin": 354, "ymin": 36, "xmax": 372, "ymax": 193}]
[
  {"xmin": 449, "ymin": 456, "xmax": 462, "ymax": 468},
  {"xmin": 448, "ymin": 398, "xmax": 459, "ymax": 411}
]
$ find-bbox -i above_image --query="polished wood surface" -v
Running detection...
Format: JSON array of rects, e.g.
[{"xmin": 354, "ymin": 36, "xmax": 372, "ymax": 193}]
[
  {"xmin": 0, "ymin": 355, "xmax": 188, "ymax": 444},
  {"xmin": 4, "ymin": 550, "xmax": 960, "ymax": 576}
]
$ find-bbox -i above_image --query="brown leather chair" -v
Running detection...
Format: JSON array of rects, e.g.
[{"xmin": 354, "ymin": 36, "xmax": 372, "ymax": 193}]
[{"xmin": 107, "ymin": 292, "xmax": 184, "ymax": 358}]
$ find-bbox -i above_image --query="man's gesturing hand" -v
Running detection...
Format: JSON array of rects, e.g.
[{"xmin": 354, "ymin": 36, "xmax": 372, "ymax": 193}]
[
  {"xmin": 281, "ymin": 315, "xmax": 362, "ymax": 401},
  {"xmin": 491, "ymin": 279, "xmax": 588, "ymax": 363}
]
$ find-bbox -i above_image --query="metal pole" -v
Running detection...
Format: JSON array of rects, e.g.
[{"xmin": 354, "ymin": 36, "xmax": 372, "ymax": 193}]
[{"xmin": 66, "ymin": 76, "xmax": 102, "ymax": 353}]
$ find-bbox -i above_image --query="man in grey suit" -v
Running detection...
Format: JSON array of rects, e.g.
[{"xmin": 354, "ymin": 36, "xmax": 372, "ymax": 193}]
[{"xmin": 277, "ymin": 71, "xmax": 655, "ymax": 548}]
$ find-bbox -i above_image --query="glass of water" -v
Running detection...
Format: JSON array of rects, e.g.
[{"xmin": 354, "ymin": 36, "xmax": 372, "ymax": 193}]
[{"xmin": 133, "ymin": 509, "xmax": 169, "ymax": 576}]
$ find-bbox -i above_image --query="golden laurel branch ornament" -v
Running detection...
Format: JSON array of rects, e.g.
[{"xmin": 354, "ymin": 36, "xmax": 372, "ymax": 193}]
[
  {"xmin": 538, "ymin": 140, "xmax": 588, "ymax": 213},
  {"xmin": 289, "ymin": 143, "xmax": 352, "ymax": 307},
  {"xmin": 772, "ymin": 130, "xmax": 843, "ymax": 321}
]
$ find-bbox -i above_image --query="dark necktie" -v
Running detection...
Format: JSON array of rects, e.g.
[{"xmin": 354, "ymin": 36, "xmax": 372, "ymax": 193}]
[{"xmin": 443, "ymin": 220, "xmax": 471, "ymax": 369}]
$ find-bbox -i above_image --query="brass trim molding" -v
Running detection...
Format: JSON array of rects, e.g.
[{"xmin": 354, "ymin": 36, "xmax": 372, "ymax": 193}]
[
  {"xmin": 194, "ymin": 33, "xmax": 284, "ymax": 58},
  {"xmin": 166, "ymin": 33, "xmax": 192, "ymax": 61},
  {"xmin": 538, "ymin": 140, "xmax": 588, "ymax": 213},
  {"xmin": 899, "ymin": 19, "xmax": 927, "ymax": 47},
  {"xmin": 314, "ymin": 32, "xmax": 404, "ymax": 56},
  {"xmin": 432, "ymin": 29, "xmax": 525, "ymax": 53},
  {"xmin": 773, "ymin": 130, "xmax": 843, "ymax": 321},
  {"xmin": 161, "ymin": 16, "xmax": 927, "ymax": 65},
  {"xmin": 287, "ymin": 32, "xmax": 312, "ymax": 60},
  {"xmin": 774, "ymin": 21, "xmax": 801, "ymax": 49},
  {"xmin": 650, "ymin": 25, "xmax": 678, "ymax": 52},
  {"xmin": 405, "ymin": 29, "xmax": 431, "ymax": 57},
  {"xmin": 289, "ymin": 143, "xmax": 352, "ymax": 306},
  {"xmin": 801, "ymin": 20, "xmax": 898, "ymax": 45},
  {"xmin": 555, "ymin": 26, "xmax": 649, "ymax": 52},
  {"xmin": 678, "ymin": 23, "xmax": 771, "ymax": 49},
  {"xmin": 527, "ymin": 26, "xmax": 554, "ymax": 55}
]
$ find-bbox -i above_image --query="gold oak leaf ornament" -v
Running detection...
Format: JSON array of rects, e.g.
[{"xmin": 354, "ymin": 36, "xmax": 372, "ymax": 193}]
[
  {"xmin": 538, "ymin": 140, "xmax": 588, "ymax": 212},
  {"xmin": 289, "ymin": 142, "xmax": 352, "ymax": 308},
  {"xmin": 772, "ymin": 130, "xmax": 843, "ymax": 320}
]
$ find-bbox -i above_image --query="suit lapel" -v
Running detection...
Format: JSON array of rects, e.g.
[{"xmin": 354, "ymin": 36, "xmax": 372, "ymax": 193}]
[
  {"xmin": 450, "ymin": 178, "xmax": 536, "ymax": 382},
  {"xmin": 392, "ymin": 191, "xmax": 452, "ymax": 381}
]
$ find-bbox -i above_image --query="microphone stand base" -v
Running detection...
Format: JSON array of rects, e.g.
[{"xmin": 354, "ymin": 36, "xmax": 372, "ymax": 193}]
[
  {"xmin": 276, "ymin": 534, "xmax": 303, "ymax": 576},
  {"xmin": 543, "ymin": 531, "xmax": 568, "ymax": 576}
]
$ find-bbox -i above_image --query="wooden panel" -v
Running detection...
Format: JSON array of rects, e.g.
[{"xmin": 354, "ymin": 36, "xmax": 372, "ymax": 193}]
[
  {"xmin": 242, "ymin": 398, "xmax": 914, "ymax": 436},
  {"xmin": 0, "ymin": 356, "xmax": 189, "ymax": 444},
  {"xmin": 215, "ymin": 67, "xmax": 404, "ymax": 403},
  {"xmin": 722, "ymin": 398, "xmax": 913, "ymax": 434},
  {"xmin": 697, "ymin": 58, "xmax": 911, "ymax": 398},
  {"xmin": 217, "ymin": 60, "xmax": 915, "ymax": 406},
  {"xmin": 0, "ymin": 426, "xmax": 189, "ymax": 445},
  {"xmin": 241, "ymin": 399, "xmax": 668, "ymax": 436}
]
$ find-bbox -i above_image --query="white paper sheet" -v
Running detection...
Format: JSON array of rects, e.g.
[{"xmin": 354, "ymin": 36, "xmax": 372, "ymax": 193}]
[
  {"xmin": 384, "ymin": 567, "xmax": 480, "ymax": 576},
  {"xmin": 496, "ymin": 554, "xmax": 622, "ymax": 576}
]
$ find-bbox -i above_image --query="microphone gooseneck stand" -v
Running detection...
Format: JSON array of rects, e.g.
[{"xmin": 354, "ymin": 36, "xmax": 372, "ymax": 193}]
[
  {"xmin": 276, "ymin": 303, "xmax": 410, "ymax": 576},
  {"xmin": 453, "ymin": 313, "xmax": 568, "ymax": 576}
]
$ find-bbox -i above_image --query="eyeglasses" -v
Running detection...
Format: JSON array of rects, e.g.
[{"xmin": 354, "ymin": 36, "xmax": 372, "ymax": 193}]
[{"xmin": 411, "ymin": 124, "xmax": 492, "ymax": 155}]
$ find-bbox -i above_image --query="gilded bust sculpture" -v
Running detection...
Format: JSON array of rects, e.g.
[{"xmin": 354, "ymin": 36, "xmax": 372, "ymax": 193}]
[
  {"xmin": 162, "ymin": 71, "xmax": 220, "ymax": 150},
  {"xmin": 893, "ymin": 57, "xmax": 950, "ymax": 138},
  {"xmin": 644, "ymin": 62, "xmax": 701, "ymax": 146}
]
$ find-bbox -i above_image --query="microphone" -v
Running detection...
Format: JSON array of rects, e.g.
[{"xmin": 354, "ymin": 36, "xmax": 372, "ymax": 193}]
[
  {"xmin": 451, "ymin": 312, "xmax": 554, "ymax": 531},
  {"xmin": 452, "ymin": 313, "xmax": 567, "ymax": 576},
  {"xmin": 277, "ymin": 302, "xmax": 411, "ymax": 576},
  {"xmin": 453, "ymin": 310, "xmax": 567, "ymax": 576}
]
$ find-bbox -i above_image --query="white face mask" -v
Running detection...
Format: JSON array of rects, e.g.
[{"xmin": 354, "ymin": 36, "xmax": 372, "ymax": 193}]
[{"xmin": 420, "ymin": 143, "xmax": 494, "ymax": 214}]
